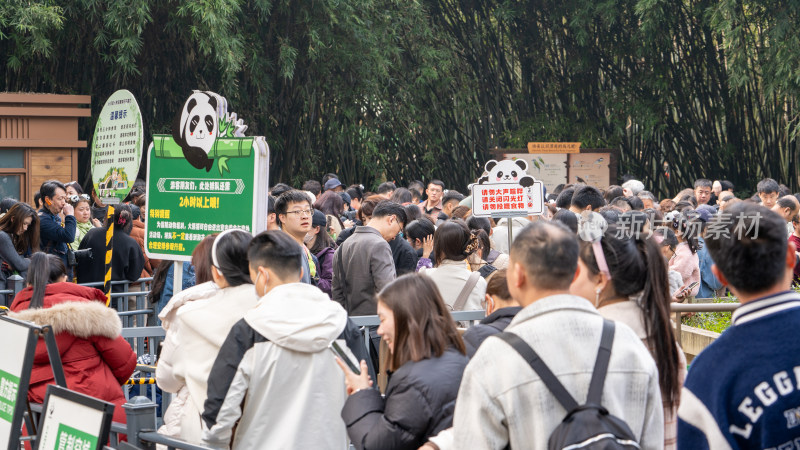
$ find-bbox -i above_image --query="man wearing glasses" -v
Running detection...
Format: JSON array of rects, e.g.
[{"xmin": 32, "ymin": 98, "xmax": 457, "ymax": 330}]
[
  {"xmin": 38, "ymin": 180, "xmax": 76, "ymax": 278},
  {"xmin": 419, "ymin": 180, "xmax": 445, "ymax": 222},
  {"xmin": 275, "ymin": 190, "xmax": 318, "ymax": 285}
]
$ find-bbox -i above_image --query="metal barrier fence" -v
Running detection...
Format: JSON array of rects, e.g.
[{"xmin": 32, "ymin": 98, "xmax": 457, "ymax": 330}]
[{"xmin": 671, "ymin": 300, "xmax": 739, "ymax": 347}]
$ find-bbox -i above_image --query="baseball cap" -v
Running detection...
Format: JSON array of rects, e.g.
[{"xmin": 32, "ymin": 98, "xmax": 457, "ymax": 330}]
[
  {"xmin": 311, "ymin": 209, "xmax": 327, "ymax": 228},
  {"xmin": 324, "ymin": 178, "xmax": 342, "ymax": 190}
]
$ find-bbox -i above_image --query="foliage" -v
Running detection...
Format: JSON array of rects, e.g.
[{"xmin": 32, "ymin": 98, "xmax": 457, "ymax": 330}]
[
  {"xmin": 1, "ymin": 0, "xmax": 798, "ymax": 194},
  {"xmin": 681, "ymin": 295, "xmax": 738, "ymax": 334}
]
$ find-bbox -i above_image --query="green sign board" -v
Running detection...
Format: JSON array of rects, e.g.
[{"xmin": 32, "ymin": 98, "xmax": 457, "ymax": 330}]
[
  {"xmin": 144, "ymin": 91, "xmax": 269, "ymax": 261},
  {"xmin": 52, "ymin": 424, "xmax": 97, "ymax": 450},
  {"xmin": 0, "ymin": 370, "xmax": 19, "ymax": 423},
  {"xmin": 90, "ymin": 89, "xmax": 144, "ymax": 205}
]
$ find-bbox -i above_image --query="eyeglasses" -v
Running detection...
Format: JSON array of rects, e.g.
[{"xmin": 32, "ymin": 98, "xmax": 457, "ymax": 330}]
[{"xmin": 285, "ymin": 209, "xmax": 313, "ymax": 217}]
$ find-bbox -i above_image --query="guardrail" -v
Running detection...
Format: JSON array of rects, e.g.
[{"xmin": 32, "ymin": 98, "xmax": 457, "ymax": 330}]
[{"xmin": 670, "ymin": 300, "xmax": 739, "ymax": 347}]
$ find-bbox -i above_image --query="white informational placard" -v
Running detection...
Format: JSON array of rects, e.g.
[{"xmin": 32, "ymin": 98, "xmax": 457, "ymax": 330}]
[
  {"xmin": 471, "ymin": 182, "xmax": 545, "ymax": 218},
  {"xmin": 35, "ymin": 385, "xmax": 113, "ymax": 450},
  {"xmin": 471, "ymin": 158, "xmax": 545, "ymax": 218},
  {"xmin": 0, "ymin": 317, "xmax": 37, "ymax": 449},
  {"xmin": 90, "ymin": 89, "xmax": 144, "ymax": 205}
]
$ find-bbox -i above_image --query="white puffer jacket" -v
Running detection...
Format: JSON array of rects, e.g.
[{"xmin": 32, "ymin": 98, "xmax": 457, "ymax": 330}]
[{"xmin": 156, "ymin": 282, "xmax": 258, "ymax": 444}]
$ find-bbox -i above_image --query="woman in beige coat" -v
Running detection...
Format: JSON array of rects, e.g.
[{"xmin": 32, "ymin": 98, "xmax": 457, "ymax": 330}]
[{"xmin": 156, "ymin": 230, "xmax": 258, "ymax": 445}]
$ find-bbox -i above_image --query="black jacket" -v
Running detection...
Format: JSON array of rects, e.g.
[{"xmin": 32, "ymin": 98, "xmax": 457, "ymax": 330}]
[
  {"xmin": 77, "ymin": 227, "xmax": 145, "ymax": 286},
  {"xmin": 462, "ymin": 307, "xmax": 522, "ymax": 357},
  {"xmin": 341, "ymin": 348, "xmax": 468, "ymax": 450}
]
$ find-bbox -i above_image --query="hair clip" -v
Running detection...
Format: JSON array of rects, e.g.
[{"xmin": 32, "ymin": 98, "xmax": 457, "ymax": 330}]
[{"xmin": 578, "ymin": 211, "xmax": 612, "ymax": 281}]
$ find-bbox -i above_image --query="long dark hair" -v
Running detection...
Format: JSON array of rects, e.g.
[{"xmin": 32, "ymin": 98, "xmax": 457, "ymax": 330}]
[
  {"xmin": 148, "ymin": 259, "xmax": 173, "ymax": 305},
  {"xmin": 211, "ymin": 230, "xmax": 252, "ymax": 287},
  {"xmin": 0, "ymin": 203, "xmax": 40, "ymax": 254},
  {"xmin": 378, "ymin": 273, "xmax": 465, "ymax": 371},
  {"xmin": 671, "ymin": 211, "xmax": 701, "ymax": 254},
  {"xmin": 26, "ymin": 252, "xmax": 66, "ymax": 309},
  {"xmin": 309, "ymin": 222, "xmax": 335, "ymax": 254},
  {"xmin": 579, "ymin": 225, "xmax": 680, "ymax": 405}
]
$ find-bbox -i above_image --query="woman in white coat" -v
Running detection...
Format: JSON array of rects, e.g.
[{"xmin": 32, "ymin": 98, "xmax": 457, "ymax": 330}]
[
  {"xmin": 421, "ymin": 219, "xmax": 486, "ymax": 311},
  {"xmin": 156, "ymin": 229, "xmax": 258, "ymax": 445}
]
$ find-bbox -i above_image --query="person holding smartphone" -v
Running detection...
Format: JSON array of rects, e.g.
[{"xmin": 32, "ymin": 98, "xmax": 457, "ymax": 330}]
[
  {"xmin": 37, "ymin": 180, "xmax": 76, "ymax": 279},
  {"xmin": 337, "ymin": 273, "xmax": 469, "ymax": 450}
]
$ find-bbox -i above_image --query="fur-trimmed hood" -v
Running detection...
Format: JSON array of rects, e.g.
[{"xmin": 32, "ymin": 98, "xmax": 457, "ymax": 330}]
[{"xmin": 9, "ymin": 301, "xmax": 122, "ymax": 339}]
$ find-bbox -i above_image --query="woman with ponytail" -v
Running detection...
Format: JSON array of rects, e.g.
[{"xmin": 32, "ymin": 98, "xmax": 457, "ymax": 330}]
[
  {"xmin": 156, "ymin": 229, "xmax": 258, "ymax": 445},
  {"xmin": 569, "ymin": 217, "xmax": 686, "ymax": 449},
  {"xmin": 76, "ymin": 204, "xmax": 145, "ymax": 285},
  {"xmin": 420, "ymin": 219, "xmax": 487, "ymax": 311},
  {"xmin": 9, "ymin": 252, "xmax": 136, "ymax": 425}
]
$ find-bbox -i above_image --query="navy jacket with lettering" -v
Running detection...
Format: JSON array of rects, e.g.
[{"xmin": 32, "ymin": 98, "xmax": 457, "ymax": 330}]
[{"xmin": 678, "ymin": 291, "xmax": 800, "ymax": 449}]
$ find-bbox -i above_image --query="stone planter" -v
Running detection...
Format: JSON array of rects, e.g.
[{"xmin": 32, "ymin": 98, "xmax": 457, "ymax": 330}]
[{"xmin": 679, "ymin": 324, "xmax": 720, "ymax": 363}]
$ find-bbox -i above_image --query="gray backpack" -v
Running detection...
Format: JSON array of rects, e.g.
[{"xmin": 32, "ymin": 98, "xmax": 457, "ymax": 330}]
[{"xmin": 496, "ymin": 320, "xmax": 641, "ymax": 449}]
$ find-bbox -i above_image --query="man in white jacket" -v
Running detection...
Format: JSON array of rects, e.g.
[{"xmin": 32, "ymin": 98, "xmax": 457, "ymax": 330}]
[
  {"xmin": 450, "ymin": 221, "xmax": 663, "ymax": 449},
  {"xmin": 201, "ymin": 231, "xmax": 350, "ymax": 449}
]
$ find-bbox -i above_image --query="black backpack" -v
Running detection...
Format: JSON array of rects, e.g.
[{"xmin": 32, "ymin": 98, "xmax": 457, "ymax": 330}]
[{"xmin": 497, "ymin": 320, "xmax": 641, "ymax": 450}]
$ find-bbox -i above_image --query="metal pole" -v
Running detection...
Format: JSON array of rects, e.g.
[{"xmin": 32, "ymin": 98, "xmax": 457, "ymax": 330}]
[
  {"xmin": 124, "ymin": 396, "xmax": 158, "ymax": 450},
  {"xmin": 173, "ymin": 261, "xmax": 183, "ymax": 295},
  {"xmin": 507, "ymin": 217, "xmax": 514, "ymax": 252}
]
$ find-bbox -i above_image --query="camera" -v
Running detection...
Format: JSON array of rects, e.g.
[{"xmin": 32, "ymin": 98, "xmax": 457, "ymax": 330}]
[{"xmin": 67, "ymin": 248, "xmax": 93, "ymax": 267}]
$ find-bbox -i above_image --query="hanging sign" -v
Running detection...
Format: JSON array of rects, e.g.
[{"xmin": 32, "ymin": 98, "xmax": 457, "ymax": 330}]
[
  {"xmin": 470, "ymin": 159, "xmax": 545, "ymax": 217},
  {"xmin": 144, "ymin": 91, "xmax": 269, "ymax": 261},
  {"xmin": 0, "ymin": 316, "xmax": 39, "ymax": 449},
  {"xmin": 34, "ymin": 385, "xmax": 114, "ymax": 450},
  {"xmin": 90, "ymin": 90, "xmax": 144, "ymax": 205}
]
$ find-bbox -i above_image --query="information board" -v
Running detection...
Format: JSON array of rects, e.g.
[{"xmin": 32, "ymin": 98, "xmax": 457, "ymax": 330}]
[
  {"xmin": 0, "ymin": 316, "xmax": 38, "ymax": 450},
  {"xmin": 90, "ymin": 90, "xmax": 144, "ymax": 205},
  {"xmin": 35, "ymin": 385, "xmax": 113, "ymax": 450},
  {"xmin": 144, "ymin": 91, "xmax": 269, "ymax": 261},
  {"xmin": 568, "ymin": 153, "xmax": 611, "ymax": 187},
  {"xmin": 470, "ymin": 159, "xmax": 545, "ymax": 218},
  {"xmin": 503, "ymin": 153, "xmax": 568, "ymax": 193}
]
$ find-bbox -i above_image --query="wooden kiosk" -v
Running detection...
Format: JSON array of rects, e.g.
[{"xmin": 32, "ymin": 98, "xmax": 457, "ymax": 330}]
[{"xmin": 0, "ymin": 93, "xmax": 90, "ymax": 203}]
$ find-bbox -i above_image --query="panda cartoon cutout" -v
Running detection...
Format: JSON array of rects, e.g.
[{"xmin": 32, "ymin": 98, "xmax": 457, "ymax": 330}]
[
  {"xmin": 172, "ymin": 91, "xmax": 220, "ymax": 171},
  {"xmin": 478, "ymin": 159, "xmax": 535, "ymax": 187}
]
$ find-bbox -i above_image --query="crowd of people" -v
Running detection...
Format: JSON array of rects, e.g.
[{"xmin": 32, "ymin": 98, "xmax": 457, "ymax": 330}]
[{"xmin": 2, "ymin": 172, "xmax": 800, "ymax": 449}]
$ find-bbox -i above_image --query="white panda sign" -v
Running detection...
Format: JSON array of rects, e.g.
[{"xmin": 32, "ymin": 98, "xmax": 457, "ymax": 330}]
[{"xmin": 470, "ymin": 158, "xmax": 545, "ymax": 218}]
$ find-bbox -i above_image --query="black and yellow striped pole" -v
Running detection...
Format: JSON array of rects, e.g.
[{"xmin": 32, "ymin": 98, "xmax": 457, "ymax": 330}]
[{"xmin": 104, "ymin": 206, "xmax": 115, "ymax": 306}]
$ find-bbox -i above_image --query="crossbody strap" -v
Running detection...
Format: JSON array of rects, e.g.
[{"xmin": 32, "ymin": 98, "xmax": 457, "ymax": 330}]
[
  {"xmin": 587, "ymin": 319, "xmax": 615, "ymax": 405},
  {"xmin": 453, "ymin": 271, "xmax": 480, "ymax": 311}
]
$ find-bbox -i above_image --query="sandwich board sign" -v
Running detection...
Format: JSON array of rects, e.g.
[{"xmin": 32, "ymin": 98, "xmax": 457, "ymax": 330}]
[
  {"xmin": 90, "ymin": 89, "xmax": 144, "ymax": 205},
  {"xmin": 470, "ymin": 158, "xmax": 545, "ymax": 218},
  {"xmin": 34, "ymin": 385, "xmax": 113, "ymax": 450},
  {"xmin": 0, "ymin": 316, "xmax": 38, "ymax": 449},
  {"xmin": 144, "ymin": 91, "xmax": 269, "ymax": 261}
]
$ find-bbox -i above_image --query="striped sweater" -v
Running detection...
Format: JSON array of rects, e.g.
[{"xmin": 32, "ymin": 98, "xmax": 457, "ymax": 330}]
[{"xmin": 678, "ymin": 291, "xmax": 800, "ymax": 449}]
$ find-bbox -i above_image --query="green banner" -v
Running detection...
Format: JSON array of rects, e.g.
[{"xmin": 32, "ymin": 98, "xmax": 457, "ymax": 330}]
[
  {"xmin": 0, "ymin": 369, "xmax": 19, "ymax": 423},
  {"xmin": 53, "ymin": 423, "xmax": 98, "ymax": 450},
  {"xmin": 145, "ymin": 135, "xmax": 265, "ymax": 260}
]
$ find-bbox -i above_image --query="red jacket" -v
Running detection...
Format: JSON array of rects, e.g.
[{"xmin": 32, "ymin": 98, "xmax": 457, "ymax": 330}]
[{"xmin": 9, "ymin": 283, "xmax": 137, "ymax": 424}]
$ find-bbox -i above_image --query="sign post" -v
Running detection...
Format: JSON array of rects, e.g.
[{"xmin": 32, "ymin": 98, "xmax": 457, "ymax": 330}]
[
  {"xmin": 0, "ymin": 316, "xmax": 66, "ymax": 449},
  {"xmin": 90, "ymin": 90, "xmax": 144, "ymax": 206},
  {"xmin": 144, "ymin": 91, "xmax": 269, "ymax": 262},
  {"xmin": 470, "ymin": 159, "xmax": 546, "ymax": 251},
  {"xmin": 34, "ymin": 385, "xmax": 114, "ymax": 450}
]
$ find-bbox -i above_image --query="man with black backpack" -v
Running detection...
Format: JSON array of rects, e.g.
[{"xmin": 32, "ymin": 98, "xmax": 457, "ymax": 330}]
[{"xmin": 451, "ymin": 221, "xmax": 663, "ymax": 449}]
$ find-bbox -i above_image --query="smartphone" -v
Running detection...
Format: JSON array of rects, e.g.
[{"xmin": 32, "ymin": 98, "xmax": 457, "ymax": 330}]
[
  {"xmin": 330, "ymin": 341, "xmax": 360, "ymax": 374},
  {"xmin": 678, "ymin": 281, "xmax": 700, "ymax": 297}
]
